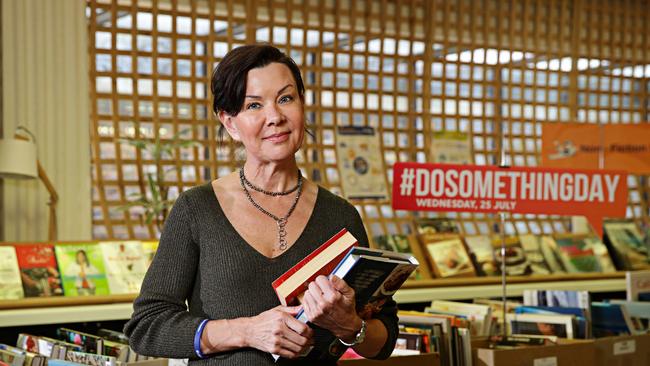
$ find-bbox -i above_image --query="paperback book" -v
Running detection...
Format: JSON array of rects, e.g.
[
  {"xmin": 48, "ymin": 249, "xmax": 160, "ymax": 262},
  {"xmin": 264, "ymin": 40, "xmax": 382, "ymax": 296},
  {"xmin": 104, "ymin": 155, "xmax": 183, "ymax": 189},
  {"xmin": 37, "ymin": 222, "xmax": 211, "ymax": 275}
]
[
  {"xmin": 626, "ymin": 270, "xmax": 650, "ymax": 301},
  {"xmin": 100, "ymin": 241, "xmax": 148, "ymax": 294},
  {"xmin": 14, "ymin": 244, "xmax": 63, "ymax": 297},
  {"xmin": 55, "ymin": 243, "xmax": 109, "ymax": 296},
  {"xmin": 0, "ymin": 246, "xmax": 24, "ymax": 300}
]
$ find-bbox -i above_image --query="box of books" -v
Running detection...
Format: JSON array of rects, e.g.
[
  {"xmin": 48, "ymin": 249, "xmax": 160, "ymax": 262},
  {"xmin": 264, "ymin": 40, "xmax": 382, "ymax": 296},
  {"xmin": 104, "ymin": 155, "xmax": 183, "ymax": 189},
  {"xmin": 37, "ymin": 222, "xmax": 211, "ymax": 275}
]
[
  {"xmin": 472, "ymin": 338, "xmax": 595, "ymax": 366},
  {"xmin": 593, "ymin": 333, "xmax": 650, "ymax": 366}
]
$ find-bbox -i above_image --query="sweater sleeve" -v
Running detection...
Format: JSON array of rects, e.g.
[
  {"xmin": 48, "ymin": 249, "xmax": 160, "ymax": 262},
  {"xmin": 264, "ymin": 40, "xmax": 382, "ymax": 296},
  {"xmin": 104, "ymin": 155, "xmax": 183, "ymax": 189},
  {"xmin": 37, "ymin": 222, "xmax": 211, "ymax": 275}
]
[
  {"xmin": 123, "ymin": 193, "xmax": 204, "ymax": 359},
  {"xmin": 346, "ymin": 203, "xmax": 399, "ymax": 360}
]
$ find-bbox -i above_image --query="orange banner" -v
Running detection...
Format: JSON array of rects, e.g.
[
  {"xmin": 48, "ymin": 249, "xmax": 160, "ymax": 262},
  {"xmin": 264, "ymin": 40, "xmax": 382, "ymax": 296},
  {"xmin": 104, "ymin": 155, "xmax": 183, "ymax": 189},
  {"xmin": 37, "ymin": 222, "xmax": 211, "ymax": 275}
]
[{"xmin": 541, "ymin": 123, "xmax": 650, "ymax": 175}]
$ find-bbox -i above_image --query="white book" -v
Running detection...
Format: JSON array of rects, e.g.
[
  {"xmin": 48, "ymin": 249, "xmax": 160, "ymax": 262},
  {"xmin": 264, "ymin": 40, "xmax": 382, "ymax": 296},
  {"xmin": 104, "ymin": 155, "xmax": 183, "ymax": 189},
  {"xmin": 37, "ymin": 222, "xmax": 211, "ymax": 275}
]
[
  {"xmin": 100, "ymin": 241, "xmax": 148, "ymax": 294},
  {"xmin": 0, "ymin": 246, "xmax": 24, "ymax": 300}
]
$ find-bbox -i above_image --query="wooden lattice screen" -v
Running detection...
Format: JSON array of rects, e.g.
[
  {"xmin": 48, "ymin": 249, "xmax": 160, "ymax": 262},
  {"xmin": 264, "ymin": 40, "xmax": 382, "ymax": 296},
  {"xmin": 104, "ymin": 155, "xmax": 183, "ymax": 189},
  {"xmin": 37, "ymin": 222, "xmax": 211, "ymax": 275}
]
[{"xmin": 87, "ymin": 0, "xmax": 649, "ymax": 241}]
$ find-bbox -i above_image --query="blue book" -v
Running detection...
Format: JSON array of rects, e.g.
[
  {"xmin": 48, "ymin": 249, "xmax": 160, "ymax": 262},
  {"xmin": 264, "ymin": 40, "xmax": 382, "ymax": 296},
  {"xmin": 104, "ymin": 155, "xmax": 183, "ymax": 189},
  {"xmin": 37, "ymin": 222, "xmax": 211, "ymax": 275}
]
[{"xmin": 591, "ymin": 302, "xmax": 636, "ymax": 337}]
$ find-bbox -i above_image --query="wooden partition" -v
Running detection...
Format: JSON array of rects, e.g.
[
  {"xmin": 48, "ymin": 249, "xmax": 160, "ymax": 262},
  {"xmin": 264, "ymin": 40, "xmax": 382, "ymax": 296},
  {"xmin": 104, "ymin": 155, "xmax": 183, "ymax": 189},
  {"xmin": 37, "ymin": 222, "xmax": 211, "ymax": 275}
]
[{"xmin": 86, "ymin": 0, "xmax": 649, "ymax": 241}]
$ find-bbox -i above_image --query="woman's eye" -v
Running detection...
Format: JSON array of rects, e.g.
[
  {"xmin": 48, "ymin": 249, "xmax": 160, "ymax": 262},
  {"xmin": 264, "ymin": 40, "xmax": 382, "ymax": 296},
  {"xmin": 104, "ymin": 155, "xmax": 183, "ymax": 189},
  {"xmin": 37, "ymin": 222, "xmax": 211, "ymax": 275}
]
[
  {"xmin": 279, "ymin": 95, "xmax": 294, "ymax": 104},
  {"xmin": 246, "ymin": 102, "xmax": 262, "ymax": 110}
]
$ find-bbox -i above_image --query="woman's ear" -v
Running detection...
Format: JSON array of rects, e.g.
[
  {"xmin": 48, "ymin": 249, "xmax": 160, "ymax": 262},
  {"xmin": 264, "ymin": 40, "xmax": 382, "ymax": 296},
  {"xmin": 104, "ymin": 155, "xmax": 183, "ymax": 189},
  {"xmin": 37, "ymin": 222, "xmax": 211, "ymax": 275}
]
[{"xmin": 218, "ymin": 111, "xmax": 241, "ymax": 141}]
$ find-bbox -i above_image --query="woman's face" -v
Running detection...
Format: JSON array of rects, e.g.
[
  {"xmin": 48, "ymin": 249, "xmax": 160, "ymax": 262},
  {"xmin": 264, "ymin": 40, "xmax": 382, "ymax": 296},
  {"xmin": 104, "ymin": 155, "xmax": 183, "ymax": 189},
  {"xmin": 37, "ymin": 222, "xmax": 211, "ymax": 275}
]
[
  {"xmin": 221, "ymin": 62, "xmax": 305, "ymax": 164},
  {"xmin": 76, "ymin": 251, "xmax": 87, "ymax": 265}
]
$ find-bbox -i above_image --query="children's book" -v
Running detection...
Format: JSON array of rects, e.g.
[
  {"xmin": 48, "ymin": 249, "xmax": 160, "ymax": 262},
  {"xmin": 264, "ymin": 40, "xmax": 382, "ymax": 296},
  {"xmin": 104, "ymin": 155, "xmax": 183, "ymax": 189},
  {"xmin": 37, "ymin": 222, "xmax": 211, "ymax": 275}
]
[
  {"xmin": 100, "ymin": 241, "xmax": 148, "ymax": 294},
  {"xmin": 54, "ymin": 243, "xmax": 109, "ymax": 296},
  {"xmin": 14, "ymin": 243, "xmax": 64, "ymax": 297},
  {"xmin": 0, "ymin": 246, "xmax": 24, "ymax": 300}
]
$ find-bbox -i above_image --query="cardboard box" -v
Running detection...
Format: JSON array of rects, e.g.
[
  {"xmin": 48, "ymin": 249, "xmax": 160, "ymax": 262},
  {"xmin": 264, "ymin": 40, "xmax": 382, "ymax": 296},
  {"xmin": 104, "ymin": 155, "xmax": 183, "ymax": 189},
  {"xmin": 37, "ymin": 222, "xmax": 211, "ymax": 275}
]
[
  {"xmin": 472, "ymin": 339, "xmax": 595, "ymax": 366},
  {"xmin": 338, "ymin": 353, "xmax": 439, "ymax": 366},
  {"xmin": 594, "ymin": 334, "xmax": 650, "ymax": 366}
]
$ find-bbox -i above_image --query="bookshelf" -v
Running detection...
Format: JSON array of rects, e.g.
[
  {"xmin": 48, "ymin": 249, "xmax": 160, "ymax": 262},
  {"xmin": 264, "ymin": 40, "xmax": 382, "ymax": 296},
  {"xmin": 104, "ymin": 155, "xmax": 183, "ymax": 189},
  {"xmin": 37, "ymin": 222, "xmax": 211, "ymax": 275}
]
[{"xmin": 0, "ymin": 273, "xmax": 625, "ymax": 327}]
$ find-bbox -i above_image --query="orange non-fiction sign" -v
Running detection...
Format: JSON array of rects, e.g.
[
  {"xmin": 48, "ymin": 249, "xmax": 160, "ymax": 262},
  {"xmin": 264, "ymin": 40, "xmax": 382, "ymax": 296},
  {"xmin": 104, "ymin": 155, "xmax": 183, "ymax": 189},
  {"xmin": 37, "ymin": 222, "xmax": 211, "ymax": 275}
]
[
  {"xmin": 392, "ymin": 162, "xmax": 628, "ymax": 236},
  {"xmin": 541, "ymin": 122, "xmax": 650, "ymax": 175}
]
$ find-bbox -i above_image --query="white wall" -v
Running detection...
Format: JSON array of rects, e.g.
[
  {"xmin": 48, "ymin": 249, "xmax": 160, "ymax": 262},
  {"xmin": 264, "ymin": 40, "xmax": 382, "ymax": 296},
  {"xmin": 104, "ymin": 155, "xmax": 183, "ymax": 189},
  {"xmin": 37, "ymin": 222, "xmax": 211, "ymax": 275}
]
[{"xmin": 2, "ymin": 0, "xmax": 91, "ymax": 241}]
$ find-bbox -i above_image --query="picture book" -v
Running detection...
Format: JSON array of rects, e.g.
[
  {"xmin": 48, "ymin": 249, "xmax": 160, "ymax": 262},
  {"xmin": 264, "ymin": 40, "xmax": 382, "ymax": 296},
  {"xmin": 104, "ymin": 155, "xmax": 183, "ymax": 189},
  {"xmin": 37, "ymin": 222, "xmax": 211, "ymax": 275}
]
[
  {"xmin": 421, "ymin": 235, "xmax": 476, "ymax": 278},
  {"xmin": 373, "ymin": 234, "xmax": 431, "ymax": 279},
  {"xmin": 14, "ymin": 243, "xmax": 64, "ymax": 297},
  {"xmin": 604, "ymin": 221, "xmax": 650, "ymax": 270},
  {"xmin": 626, "ymin": 270, "xmax": 650, "ymax": 301},
  {"xmin": 491, "ymin": 235, "xmax": 531, "ymax": 276},
  {"xmin": 464, "ymin": 235, "xmax": 499, "ymax": 276},
  {"xmin": 518, "ymin": 234, "xmax": 552, "ymax": 275},
  {"xmin": 55, "ymin": 243, "xmax": 109, "ymax": 296},
  {"xmin": 289, "ymin": 246, "xmax": 418, "ymax": 361},
  {"xmin": 430, "ymin": 130, "xmax": 473, "ymax": 165},
  {"xmin": 0, "ymin": 246, "xmax": 25, "ymax": 300},
  {"xmin": 335, "ymin": 126, "xmax": 388, "ymax": 199},
  {"xmin": 272, "ymin": 228, "xmax": 358, "ymax": 306},
  {"xmin": 506, "ymin": 313, "xmax": 575, "ymax": 339},
  {"xmin": 100, "ymin": 241, "xmax": 148, "ymax": 294}
]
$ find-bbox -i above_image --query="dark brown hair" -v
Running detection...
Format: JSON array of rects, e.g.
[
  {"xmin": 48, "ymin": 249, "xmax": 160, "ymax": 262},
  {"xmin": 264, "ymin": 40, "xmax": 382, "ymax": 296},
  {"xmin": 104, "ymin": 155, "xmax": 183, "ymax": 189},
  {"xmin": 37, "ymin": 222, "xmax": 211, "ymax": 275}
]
[{"xmin": 211, "ymin": 44, "xmax": 305, "ymax": 118}]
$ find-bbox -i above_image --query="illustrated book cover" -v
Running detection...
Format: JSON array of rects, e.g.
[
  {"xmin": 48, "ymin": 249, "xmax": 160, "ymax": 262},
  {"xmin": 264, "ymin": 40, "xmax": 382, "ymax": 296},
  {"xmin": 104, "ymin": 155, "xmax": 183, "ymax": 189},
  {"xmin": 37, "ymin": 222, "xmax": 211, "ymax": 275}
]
[
  {"xmin": 54, "ymin": 243, "xmax": 109, "ymax": 296},
  {"xmin": 14, "ymin": 243, "xmax": 63, "ymax": 297},
  {"xmin": 335, "ymin": 126, "xmax": 388, "ymax": 199},
  {"xmin": 100, "ymin": 241, "xmax": 148, "ymax": 294}
]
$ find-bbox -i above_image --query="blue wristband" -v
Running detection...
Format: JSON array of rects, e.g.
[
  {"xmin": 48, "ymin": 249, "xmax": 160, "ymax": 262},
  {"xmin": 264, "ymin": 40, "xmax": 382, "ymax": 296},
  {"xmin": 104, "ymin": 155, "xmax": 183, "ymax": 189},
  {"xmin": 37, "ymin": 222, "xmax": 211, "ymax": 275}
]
[{"xmin": 194, "ymin": 319, "xmax": 210, "ymax": 359}]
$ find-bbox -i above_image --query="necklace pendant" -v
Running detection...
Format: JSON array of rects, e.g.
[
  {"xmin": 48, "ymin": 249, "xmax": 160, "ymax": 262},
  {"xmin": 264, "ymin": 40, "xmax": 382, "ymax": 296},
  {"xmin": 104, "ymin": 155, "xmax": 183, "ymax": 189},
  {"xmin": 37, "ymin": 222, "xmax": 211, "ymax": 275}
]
[{"xmin": 277, "ymin": 218, "xmax": 288, "ymax": 250}]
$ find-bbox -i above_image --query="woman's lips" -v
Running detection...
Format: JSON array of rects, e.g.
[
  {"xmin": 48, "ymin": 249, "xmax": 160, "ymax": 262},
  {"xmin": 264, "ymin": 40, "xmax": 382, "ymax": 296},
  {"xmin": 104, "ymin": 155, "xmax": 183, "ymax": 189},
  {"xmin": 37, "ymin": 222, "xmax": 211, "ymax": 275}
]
[{"xmin": 264, "ymin": 131, "xmax": 290, "ymax": 142}]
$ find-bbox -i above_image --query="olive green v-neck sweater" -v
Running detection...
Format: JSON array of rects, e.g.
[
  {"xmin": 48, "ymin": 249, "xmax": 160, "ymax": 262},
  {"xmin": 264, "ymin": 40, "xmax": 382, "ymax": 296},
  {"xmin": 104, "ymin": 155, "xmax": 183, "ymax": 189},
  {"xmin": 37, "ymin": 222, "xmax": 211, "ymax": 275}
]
[{"xmin": 124, "ymin": 183, "xmax": 398, "ymax": 365}]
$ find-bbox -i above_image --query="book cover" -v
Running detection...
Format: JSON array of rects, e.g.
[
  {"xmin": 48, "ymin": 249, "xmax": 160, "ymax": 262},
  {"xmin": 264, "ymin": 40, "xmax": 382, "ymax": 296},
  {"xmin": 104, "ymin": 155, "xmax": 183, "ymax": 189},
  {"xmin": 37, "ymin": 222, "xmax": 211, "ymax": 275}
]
[
  {"xmin": 272, "ymin": 229, "xmax": 358, "ymax": 306},
  {"xmin": 373, "ymin": 234, "xmax": 431, "ymax": 280},
  {"xmin": 604, "ymin": 221, "xmax": 650, "ymax": 270},
  {"xmin": 14, "ymin": 243, "xmax": 64, "ymax": 297},
  {"xmin": 292, "ymin": 247, "xmax": 418, "ymax": 361},
  {"xmin": 514, "ymin": 306, "xmax": 588, "ymax": 339},
  {"xmin": 55, "ymin": 243, "xmax": 109, "ymax": 296},
  {"xmin": 463, "ymin": 235, "xmax": 499, "ymax": 276},
  {"xmin": 335, "ymin": 126, "xmax": 388, "ymax": 199},
  {"xmin": 430, "ymin": 130, "xmax": 473, "ymax": 165},
  {"xmin": 591, "ymin": 302, "xmax": 637, "ymax": 337},
  {"xmin": 625, "ymin": 270, "xmax": 650, "ymax": 301},
  {"xmin": 518, "ymin": 234, "xmax": 552, "ymax": 275},
  {"xmin": 421, "ymin": 235, "xmax": 476, "ymax": 278},
  {"xmin": 491, "ymin": 235, "xmax": 531, "ymax": 276},
  {"xmin": 100, "ymin": 241, "xmax": 148, "ymax": 294},
  {"xmin": 0, "ymin": 246, "xmax": 25, "ymax": 300},
  {"xmin": 506, "ymin": 313, "xmax": 575, "ymax": 339}
]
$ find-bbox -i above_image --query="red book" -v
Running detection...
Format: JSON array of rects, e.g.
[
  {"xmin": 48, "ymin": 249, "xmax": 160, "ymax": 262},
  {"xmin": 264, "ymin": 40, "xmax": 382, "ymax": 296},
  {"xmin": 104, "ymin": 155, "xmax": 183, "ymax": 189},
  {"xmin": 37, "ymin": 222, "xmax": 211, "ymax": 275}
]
[
  {"xmin": 272, "ymin": 228, "xmax": 358, "ymax": 306},
  {"xmin": 14, "ymin": 244, "xmax": 64, "ymax": 297}
]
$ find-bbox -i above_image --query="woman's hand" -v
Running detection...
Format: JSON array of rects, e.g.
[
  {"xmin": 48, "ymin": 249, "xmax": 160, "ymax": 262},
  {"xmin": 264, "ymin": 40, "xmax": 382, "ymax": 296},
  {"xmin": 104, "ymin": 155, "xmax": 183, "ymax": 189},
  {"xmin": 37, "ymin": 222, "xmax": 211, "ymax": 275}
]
[
  {"xmin": 245, "ymin": 305, "xmax": 314, "ymax": 358},
  {"xmin": 301, "ymin": 275, "xmax": 363, "ymax": 342}
]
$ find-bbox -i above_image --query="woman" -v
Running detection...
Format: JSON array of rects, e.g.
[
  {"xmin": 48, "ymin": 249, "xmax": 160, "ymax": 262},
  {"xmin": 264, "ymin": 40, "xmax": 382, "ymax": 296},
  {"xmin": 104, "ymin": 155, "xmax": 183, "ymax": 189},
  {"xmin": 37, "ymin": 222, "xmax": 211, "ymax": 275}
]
[{"xmin": 124, "ymin": 44, "xmax": 398, "ymax": 365}]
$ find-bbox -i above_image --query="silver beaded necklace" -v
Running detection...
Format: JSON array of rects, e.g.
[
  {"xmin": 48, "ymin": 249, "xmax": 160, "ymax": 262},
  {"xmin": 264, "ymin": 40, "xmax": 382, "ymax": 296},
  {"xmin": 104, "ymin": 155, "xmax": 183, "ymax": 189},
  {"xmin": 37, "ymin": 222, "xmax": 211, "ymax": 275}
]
[{"xmin": 239, "ymin": 168, "xmax": 303, "ymax": 251}]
